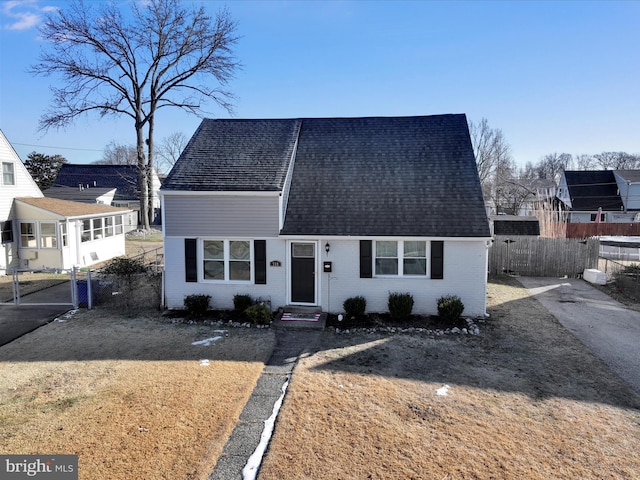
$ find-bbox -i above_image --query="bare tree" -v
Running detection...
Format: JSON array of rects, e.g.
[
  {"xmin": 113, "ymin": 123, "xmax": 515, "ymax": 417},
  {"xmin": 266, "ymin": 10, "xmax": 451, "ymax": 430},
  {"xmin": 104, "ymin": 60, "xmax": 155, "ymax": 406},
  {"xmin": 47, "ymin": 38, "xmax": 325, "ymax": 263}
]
[
  {"xmin": 30, "ymin": 0, "xmax": 240, "ymax": 229},
  {"xmin": 593, "ymin": 151, "xmax": 640, "ymax": 170},
  {"xmin": 574, "ymin": 154, "xmax": 597, "ymax": 170},
  {"xmin": 469, "ymin": 118, "xmax": 512, "ymax": 190},
  {"xmin": 156, "ymin": 132, "xmax": 188, "ymax": 176},
  {"xmin": 536, "ymin": 153, "xmax": 573, "ymax": 183},
  {"xmin": 96, "ymin": 141, "xmax": 138, "ymax": 166}
]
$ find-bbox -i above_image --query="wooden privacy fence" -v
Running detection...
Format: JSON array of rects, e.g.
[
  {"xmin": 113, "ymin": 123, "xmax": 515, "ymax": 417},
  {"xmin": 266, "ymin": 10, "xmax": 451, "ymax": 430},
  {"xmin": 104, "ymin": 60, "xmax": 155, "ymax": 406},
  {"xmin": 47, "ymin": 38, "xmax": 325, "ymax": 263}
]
[
  {"xmin": 489, "ymin": 236, "xmax": 600, "ymax": 277},
  {"xmin": 566, "ymin": 223, "xmax": 640, "ymax": 238}
]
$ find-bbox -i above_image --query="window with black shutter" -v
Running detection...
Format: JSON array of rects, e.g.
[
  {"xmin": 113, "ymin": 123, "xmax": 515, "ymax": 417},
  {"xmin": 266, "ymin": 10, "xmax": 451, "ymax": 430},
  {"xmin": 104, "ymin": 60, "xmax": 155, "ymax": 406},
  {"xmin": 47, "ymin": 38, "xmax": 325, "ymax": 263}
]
[
  {"xmin": 184, "ymin": 238, "xmax": 197, "ymax": 282},
  {"xmin": 360, "ymin": 240, "xmax": 372, "ymax": 278},
  {"xmin": 254, "ymin": 240, "xmax": 267, "ymax": 284},
  {"xmin": 430, "ymin": 241, "xmax": 444, "ymax": 279}
]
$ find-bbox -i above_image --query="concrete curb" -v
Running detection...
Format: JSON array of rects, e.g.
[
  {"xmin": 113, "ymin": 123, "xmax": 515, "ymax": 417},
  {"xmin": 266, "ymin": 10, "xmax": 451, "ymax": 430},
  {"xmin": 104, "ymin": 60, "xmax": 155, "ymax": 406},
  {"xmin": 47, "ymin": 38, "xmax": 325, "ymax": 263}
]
[{"xmin": 208, "ymin": 329, "xmax": 322, "ymax": 480}]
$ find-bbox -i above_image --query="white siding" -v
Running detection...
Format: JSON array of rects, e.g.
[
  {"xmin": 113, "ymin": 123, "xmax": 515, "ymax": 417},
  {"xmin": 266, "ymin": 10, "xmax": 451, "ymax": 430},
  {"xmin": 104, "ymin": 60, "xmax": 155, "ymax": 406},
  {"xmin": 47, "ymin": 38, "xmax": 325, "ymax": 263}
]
[
  {"xmin": 163, "ymin": 195, "xmax": 280, "ymax": 237},
  {"xmin": 319, "ymin": 239, "xmax": 488, "ymax": 317},
  {"xmin": 0, "ymin": 130, "xmax": 43, "ymax": 220},
  {"xmin": 0, "ymin": 130, "xmax": 43, "ymax": 272},
  {"xmin": 164, "ymin": 235, "xmax": 489, "ymax": 317},
  {"xmin": 164, "ymin": 236, "xmax": 288, "ymax": 310}
]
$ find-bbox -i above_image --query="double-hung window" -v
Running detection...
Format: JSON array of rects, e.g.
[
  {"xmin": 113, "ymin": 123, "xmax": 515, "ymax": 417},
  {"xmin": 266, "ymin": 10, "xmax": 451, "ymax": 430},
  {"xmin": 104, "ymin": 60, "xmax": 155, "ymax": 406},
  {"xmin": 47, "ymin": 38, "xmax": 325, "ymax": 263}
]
[
  {"xmin": 203, "ymin": 240, "xmax": 251, "ymax": 281},
  {"xmin": 81, "ymin": 220, "xmax": 92, "ymax": 242},
  {"xmin": 40, "ymin": 222, "xmax": 57, "ymax": 248},
  {"xmin": 2, "ymin": 162, "xmax": 14, "ymax": 185},
  {"xmin": 375, "ymin": 240, "xmax": 427, "ymax": 276},
  {"xmin": 105, "ymin": 217, "xmax": 114, "ymax": 237},
  {"xmin": 20, "ymin": 222, "xmax": 36, "ymax": 248},
  {"xmin": 60, "ymin": 222, "xmax": 68, "ymax": 247}
]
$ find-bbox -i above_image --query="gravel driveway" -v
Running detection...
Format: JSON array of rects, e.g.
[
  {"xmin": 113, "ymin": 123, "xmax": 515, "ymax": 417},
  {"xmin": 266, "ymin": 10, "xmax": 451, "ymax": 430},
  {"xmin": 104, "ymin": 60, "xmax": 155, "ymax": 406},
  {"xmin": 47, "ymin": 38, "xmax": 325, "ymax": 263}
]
[{"xmin": 518, "ymin": 276, "xmax": 640, "ymax": 394}]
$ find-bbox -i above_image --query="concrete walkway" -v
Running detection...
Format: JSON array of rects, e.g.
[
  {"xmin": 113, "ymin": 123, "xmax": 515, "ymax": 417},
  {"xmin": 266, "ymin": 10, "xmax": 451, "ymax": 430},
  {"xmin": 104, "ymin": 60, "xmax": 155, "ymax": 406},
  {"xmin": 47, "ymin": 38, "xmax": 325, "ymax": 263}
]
[
  {"xmin": 518, "ymin": 276, "xmax": 640, "ymax": 394},
  {"xmin": 208, "ymin": 329, "xmax": 323, "ymax": 480}
]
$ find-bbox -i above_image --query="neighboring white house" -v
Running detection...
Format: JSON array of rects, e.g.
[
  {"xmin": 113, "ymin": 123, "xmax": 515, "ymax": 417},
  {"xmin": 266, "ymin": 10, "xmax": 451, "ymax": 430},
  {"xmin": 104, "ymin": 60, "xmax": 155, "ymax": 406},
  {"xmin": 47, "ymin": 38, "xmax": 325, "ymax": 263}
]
[
  {"xmin": 1, "ymin": 130, "xmax": 43, "ymax": 274},
  {"xmin": 160, "ymin": 115, "xmax": 492, "ymax": 317},
  {"xmin": 0, "ymin": 130, "xmax": 132, "ymax": 273},
  {"xmin": 15, "ymin": 197, "xmax": 131, "ymax": 271}
]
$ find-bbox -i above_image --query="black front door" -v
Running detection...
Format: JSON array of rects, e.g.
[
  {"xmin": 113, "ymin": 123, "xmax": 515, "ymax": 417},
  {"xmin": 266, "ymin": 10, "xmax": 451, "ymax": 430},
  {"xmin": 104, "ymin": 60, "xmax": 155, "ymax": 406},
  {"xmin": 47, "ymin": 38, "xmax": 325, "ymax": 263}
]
[{"xmin": 291, "ymin": 243, "xmax": 315, "ymax": 303}]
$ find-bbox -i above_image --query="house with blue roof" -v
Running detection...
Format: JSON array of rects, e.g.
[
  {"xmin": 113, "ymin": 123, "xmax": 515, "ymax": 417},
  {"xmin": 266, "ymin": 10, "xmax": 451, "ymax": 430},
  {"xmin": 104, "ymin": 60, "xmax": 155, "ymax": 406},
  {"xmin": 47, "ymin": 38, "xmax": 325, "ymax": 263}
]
[
  {"xmin": 160, "ymin": 114, "xmax": 492, "ymax": 316},
  {"xmin": 52, "ymin": 164, "xmax": 161, "ymax": 227},
  {"xmin": 0, "ymin": 130, "xmax": 132, "ymax": 273}
]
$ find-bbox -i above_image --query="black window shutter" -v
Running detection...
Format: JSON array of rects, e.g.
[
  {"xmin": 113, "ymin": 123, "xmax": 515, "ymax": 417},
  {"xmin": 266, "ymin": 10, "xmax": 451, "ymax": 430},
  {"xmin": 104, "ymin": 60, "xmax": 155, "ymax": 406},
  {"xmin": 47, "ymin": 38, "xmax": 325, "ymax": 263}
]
[
  {"xmin": 431, "ymin": 241, "xmax": 444, "ymax": 279},
  {"xmin": 254, "ymin": 240, "xmax": 267, "ymax": 284},
  {"xmin": 184, "ymin": 238, "xmax": 197, "ymax": 283},
  {"xmin": 360, "ymin": 240, "xmax": 372, "ymax": 278}
]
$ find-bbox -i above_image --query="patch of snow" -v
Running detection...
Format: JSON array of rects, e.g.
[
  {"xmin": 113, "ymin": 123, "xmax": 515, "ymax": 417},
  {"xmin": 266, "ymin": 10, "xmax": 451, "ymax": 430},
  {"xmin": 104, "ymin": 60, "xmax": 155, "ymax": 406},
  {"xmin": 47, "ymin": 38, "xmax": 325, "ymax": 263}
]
[
  {"xmin": 436, "ymin": 385, "xmax": 450, "ymax": 396},
  {"xmin": 242, "ymin": 375, "xmax": 290, "ymax": 480},
  {"xmin": 191, "ymin": 332, "xmax": 227, "ymax": 346},
  {"xmin": 199, "ymin": 359, "xmax": 210, "ymax": 367},
  {"xmin": 55, "ymin": 309, "xmax": 79, "ymax": 322}
]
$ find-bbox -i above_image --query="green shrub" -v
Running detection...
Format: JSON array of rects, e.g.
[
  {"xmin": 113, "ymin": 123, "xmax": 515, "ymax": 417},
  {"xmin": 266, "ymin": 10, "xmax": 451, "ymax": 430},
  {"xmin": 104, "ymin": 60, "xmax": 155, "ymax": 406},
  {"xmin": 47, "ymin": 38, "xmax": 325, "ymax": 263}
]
[
  {"xmin": 245, "ymin": 304, "xmax": 272, "ymax": 325},
  {"xmin": 343, "ymin": 296, "xmax": 367, "ymax": 320},
  {"xmin": 437, "ymin": 295, "xmax": 465, "ymax": 323},
  {"xmin": 184, "ymin": 294, "xmax": 211, "ymax": 318},
  {"xmin": 101, "ymin": 256, "xmax": 148, "ymax": 275},
  {"xmin": 100, "ymin": 256, "xmax": 156, "ymax": 311},
  {"xmin": 388, "ymin": 292, "xmax": 414, "ymax": 321},
  {"xmin": 233, "ymin": 294, "xmax": 253, "ymax": 313}
]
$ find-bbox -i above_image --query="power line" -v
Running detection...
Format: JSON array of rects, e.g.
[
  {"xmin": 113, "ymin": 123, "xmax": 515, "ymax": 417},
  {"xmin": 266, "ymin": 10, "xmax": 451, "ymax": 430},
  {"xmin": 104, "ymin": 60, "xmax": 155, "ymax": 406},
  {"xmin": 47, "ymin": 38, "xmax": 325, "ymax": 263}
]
[{"xmin": 11, "ymin": 142, "xmax": 103, "ymax": 152}]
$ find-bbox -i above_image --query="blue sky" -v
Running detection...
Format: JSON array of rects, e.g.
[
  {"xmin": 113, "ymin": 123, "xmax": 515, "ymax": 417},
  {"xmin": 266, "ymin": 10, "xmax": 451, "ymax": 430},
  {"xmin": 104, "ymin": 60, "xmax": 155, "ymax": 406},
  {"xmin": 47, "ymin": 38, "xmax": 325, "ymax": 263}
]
[{"xmin": 0, "ymin": 0, "xmax": 639, "ymax": 166}]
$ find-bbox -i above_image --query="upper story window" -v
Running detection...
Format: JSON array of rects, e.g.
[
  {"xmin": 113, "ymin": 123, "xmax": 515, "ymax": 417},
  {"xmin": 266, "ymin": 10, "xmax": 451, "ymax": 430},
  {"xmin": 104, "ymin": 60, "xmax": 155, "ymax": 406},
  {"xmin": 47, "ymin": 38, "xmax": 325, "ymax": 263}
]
[
  {"xmin": 202, "ymin": 239, "xmax": 252, "ymax": 282},
  {"xmin": 375, "ymin": 240, "xmax": 427, "ymax": 276},
  {"xmin": 2, "ymin": 162, "xmax": 15, "ymax": 185}
]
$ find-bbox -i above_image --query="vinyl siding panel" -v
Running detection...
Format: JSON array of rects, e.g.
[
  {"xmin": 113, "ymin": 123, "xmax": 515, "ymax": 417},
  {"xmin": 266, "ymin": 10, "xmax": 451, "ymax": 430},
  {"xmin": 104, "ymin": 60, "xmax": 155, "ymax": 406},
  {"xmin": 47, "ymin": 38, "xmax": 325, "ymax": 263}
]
[
  {"xmin": 320, "ymin": 239, "xmax": 488, "ymax": 316},
  {"xmin": 163, "ymin": 236, "xmax": 288, "ymax": 310},
  {"xmin": 164, "ymin": 195, "xmax": 280, "ymax": 237}
]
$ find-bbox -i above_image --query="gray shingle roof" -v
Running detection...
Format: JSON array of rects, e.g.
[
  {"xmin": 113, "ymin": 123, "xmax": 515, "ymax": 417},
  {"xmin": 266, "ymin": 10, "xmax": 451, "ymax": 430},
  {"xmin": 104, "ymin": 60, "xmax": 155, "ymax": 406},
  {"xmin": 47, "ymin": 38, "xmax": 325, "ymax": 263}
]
[
  {"xmin": 163, "ymin": 115, "xmax": 490, "ymax": 238},
  {"xmin": 161, "ymin": 119, "xmax": 301, "ymax": 191},
  {"xmin": 282, "ymin": 115, "xmax": 489, "ymax": 237},
  {"xmin": 614, "ymin": 170, "xmax": 640, "ymax": 183}
]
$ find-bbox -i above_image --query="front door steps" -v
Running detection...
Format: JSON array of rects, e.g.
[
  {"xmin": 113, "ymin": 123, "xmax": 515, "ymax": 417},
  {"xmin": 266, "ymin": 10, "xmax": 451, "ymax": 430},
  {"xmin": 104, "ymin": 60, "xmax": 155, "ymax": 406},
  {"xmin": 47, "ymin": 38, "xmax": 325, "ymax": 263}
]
[{"xmin": 273, "ymin": 306, "xmax": 327, "ymax": 330}]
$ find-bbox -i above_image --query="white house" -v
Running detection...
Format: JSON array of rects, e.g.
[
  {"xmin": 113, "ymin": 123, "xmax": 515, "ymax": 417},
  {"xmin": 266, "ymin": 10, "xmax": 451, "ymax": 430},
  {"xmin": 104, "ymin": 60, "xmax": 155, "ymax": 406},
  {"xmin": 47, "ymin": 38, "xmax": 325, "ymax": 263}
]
[
  {"xmin": 0, "ymin": 130, "xmax": 132, "ymax": 273},
  {"xmin": 160, "ymin": 115, "xmax": 492, "ymax": 317}
]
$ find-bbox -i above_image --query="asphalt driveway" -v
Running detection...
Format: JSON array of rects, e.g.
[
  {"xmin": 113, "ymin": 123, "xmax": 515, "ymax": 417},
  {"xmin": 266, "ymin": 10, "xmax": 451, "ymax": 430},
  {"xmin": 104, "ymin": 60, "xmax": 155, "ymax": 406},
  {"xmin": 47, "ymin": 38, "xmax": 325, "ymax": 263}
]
[
  {"xmin": 0, "ymin": 282, "xmax": 73, "ymax": 347},
  {"xmin": 518, "ymin": 276, "xmax": 640, "ymax": 394}
]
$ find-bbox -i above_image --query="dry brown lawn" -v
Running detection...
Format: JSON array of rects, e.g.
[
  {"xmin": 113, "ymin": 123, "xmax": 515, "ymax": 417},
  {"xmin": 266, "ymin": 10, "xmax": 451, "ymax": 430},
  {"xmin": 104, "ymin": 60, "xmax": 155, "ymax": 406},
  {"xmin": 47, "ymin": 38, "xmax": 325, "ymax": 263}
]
[
  {"xmin": 0, "ymin": 310, "xmax": 275, "ymax": 480},
  {"xmin": 259, "ymin": 276, "xmax": 640, "ymax": 480}
]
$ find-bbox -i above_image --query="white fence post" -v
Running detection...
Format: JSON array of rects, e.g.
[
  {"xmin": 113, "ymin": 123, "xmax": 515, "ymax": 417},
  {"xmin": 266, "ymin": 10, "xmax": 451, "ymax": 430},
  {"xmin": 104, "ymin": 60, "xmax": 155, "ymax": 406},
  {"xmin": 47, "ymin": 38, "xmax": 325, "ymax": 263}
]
[{"xmin": 12, "ymin": 269, "xmax": 20, "ymax": 305}]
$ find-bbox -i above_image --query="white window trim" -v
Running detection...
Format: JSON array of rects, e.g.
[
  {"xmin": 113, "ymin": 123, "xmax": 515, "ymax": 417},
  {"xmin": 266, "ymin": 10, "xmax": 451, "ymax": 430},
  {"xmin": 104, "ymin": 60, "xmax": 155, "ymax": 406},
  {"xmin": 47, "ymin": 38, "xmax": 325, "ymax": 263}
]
[
  {"xmin": 374, "ymin": 240, "xmax": 429, "ymax": 277},
  {"xmin": 19, "ymin": 222, "xmax": 37, "ymax": 249},
  {"xmin": 200, "ymin": 239, "xmax": 253, "ymax": 284},
  {"xmin": 39, "ymin": 222, "xmax": 58, "ymax": 249},
  {"xmin": 2, "ymin": 162, "xmax": 15, "ymax": 186}
]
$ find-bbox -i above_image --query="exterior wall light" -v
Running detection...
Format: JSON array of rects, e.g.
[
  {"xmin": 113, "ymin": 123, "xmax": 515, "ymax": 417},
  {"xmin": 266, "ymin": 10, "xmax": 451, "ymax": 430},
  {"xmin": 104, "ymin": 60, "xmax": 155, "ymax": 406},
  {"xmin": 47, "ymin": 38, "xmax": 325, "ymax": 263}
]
[{"xmin": 325, "ymin": 242, "xmax": 330, "ymax": 253}]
